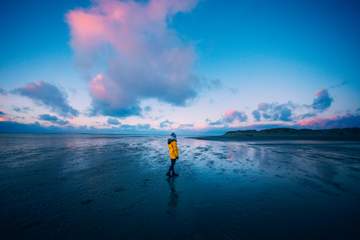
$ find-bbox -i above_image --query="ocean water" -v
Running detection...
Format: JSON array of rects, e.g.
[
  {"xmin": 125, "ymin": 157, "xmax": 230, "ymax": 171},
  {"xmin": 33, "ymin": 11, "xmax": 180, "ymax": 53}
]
[{"xmin": 0, "ymin": 134, "xmax": 359, "ymax": 239}]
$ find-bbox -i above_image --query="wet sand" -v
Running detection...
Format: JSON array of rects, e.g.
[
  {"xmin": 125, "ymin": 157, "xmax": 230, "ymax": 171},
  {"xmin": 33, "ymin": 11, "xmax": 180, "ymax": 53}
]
[{"xmin": 0, "ymin": 134, "xmax": 360, "ymax": 239}]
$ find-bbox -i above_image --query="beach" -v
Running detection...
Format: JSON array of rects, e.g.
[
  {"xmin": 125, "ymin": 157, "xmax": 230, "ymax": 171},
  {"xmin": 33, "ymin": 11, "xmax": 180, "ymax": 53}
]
[{"xmin": 1, "ymin": 134, "xmax": 360, "ymax": 239}]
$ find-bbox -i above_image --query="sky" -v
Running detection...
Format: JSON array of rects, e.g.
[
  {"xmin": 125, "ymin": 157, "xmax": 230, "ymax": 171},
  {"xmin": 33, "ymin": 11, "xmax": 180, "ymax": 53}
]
[{"xmin": 1, "ymin": 0, "xmax": 360, "ymax": 134}]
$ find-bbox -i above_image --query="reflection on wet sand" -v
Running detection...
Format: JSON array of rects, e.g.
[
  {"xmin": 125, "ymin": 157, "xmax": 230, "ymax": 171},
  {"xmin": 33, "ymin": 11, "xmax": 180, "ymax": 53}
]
[{"xmin": 166, "ymin": 177, "xmax": 179, "ymax": 216}]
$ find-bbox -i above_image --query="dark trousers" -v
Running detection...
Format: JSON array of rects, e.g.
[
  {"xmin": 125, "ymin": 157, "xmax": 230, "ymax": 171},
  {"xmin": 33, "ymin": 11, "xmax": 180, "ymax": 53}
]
[{"xmin": 168, "ymin": 159, "xmax": 176, "ymax": 175}]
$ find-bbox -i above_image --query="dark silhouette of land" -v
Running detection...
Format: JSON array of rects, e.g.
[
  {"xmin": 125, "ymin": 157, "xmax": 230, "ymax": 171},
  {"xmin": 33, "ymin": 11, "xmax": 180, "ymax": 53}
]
[{"xmin": 194, "ymin": 128, "xmax": 360, "ymax": 141}]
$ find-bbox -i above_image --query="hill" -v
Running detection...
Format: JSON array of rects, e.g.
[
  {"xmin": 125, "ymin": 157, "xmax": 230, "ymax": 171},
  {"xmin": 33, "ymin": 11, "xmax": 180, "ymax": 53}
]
[{"xmin": 194, "ymin": 128, "xmax": 360, "ymax": 141}]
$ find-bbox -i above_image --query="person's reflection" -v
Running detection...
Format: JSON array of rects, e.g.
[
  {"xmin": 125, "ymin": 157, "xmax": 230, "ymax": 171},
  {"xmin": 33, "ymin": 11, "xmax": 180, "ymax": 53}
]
[{"xmin": 166, "ymin": 177, "xmax": 179, "ymax": 215}]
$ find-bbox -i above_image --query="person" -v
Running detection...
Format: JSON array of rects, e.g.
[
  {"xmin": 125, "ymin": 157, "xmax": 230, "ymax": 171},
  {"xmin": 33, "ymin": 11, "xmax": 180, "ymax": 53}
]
[{"xmin": 167, "ymin": 132, "xmax": 179, "ymax": 177}]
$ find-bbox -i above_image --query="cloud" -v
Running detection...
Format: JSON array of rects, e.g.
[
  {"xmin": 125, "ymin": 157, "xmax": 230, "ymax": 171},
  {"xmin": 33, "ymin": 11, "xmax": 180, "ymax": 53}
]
[
  {"xmin": 0, "ymin": 120, "xmax": 156, "ymax": 134},
  {"xmin": 203, "ymin": 112, "xmax": 360, "ymax": 134},
  {"xmin": 208, "ymin": 119, "xmax": 223, "ymax": 126},
  {"xmin": 296, "ymin": 112, "xmax": 317, "ymax": 120},
  {"xmin": 143, "ymin": 106, "xmax": 152, "ymax": 112},
  {"xmin": 67, "ymin": 0, "xmax": 201, "ymax": 117},
  {"xmin": 252, "ymin": 110, "xmax": 261, "ymax": 121},
  {"xmin": 329, "ymin": 80, "xmax": 347, "ymax": 89},
  {"xmin": 178, "ymin": 123, "xmax": 194, "ymax": 129},
  {"xmin": 208, "ymin": 110, "xmax": 248, "ymax": 126},
  {"xmin": 252, "ymin": 89, "xmax": 334, "ymax": 122},
  {"xmin": 0, "ymin": 121, "xmax": 66, "ymax": 133},
  {"xmin": 120, "ymin": 123, "xmax": 151, "ymax": 131},
  {"xmin": 228, "ymin": 87, "xmax": 238, "ymax": 94},
  {"xmin": 13, "ymin": 81, "xmax": 79, "ymax": 117},
  {"xmin": 13, "ymin": 106, "xmax": 31, "ymax": 113},
  {"xmin": 39, "ymin": 114, "xmax": 69, "ymax": 125},
  {"xmin": 0, "ymin": 110, "xmax": 7, "ymax": 122},
  {"xmin": 107, "ymin": 117, "xmax": 121, "ymax": 125},
  {"xmin": 160, "ymin": 119, "xmax": 174, "ymax": 128},
  {"xmin": 223, "ymin": 110, "xmax": 248, "ymax": 123},
  {"xmin": 297, "ymin": 113, "xmax": 360, "ymax": 129},
  {"xmin": 204, "ymin": 78, "xmax": 222, "ymax": 90},
  {"xmin": 312, "ymin": 89, "xmax": 333, "ymax": 112},
  {"xmin": 253, "ymin": 102, "xmax": 294, "ymax": 122}
]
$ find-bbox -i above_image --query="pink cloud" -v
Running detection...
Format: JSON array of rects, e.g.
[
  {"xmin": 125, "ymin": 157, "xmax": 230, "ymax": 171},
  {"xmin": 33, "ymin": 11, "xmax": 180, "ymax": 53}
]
[
  {"xmin": 89, "ymin": 74, "xmax": 108, "ymax": 101},
  {"xmin": 298, "ymin": 116, "xmax": 337, "ymax": 128},
  {"xmin": 224, "ymin": 110, "xmax": 237, "ymax": 117},
  {"xmin": 67, "ymin": 11, "xmax": 106, "ymax": 44},
  {"xmin": 297, "ymin": 113, "xmax": 360, "ymax": 129},
  {"xmin": 67, "ymin": 0, "xmax": 200, "ymax": 117},
  {"xmin": 0, "ymin": 110, "xmax": 8, "ymax": 122}
]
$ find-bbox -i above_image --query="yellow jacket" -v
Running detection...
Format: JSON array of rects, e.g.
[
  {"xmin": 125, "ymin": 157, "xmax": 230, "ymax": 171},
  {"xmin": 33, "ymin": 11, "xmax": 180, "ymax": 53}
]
[{"xmin": 168, "ymin": 139, "xmax": 179, "ymax": 160}]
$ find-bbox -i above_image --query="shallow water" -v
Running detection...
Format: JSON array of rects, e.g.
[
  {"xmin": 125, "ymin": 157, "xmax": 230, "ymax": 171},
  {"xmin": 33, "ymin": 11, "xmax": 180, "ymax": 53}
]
[{"xmin": 0, "ymin": 134, "xmax": 360, "ymax": 239}]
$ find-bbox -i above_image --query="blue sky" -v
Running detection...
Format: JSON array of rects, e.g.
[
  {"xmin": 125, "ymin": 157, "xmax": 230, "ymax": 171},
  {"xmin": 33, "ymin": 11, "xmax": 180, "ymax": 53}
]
[{"xmin": 1, "ymin": 0, "xmax": 359, "ymax": 133}]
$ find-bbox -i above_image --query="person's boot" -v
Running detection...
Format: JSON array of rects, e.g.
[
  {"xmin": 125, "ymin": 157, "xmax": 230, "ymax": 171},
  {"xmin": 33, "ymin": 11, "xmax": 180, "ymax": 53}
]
[{"xmin": 166, "ymin": 171, "xmax": 171, "ymax": 177}]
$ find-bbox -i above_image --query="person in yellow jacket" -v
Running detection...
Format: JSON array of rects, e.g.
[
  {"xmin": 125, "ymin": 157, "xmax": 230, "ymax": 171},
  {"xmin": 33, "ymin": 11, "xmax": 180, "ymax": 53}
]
[{"xmin": 167, "ymin": 132, "xmax": 179, "ymax": 177}]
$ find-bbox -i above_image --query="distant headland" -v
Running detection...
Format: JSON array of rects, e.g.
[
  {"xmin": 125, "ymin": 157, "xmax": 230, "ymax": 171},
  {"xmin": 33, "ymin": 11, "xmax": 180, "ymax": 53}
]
[{"xmin": 193, "ymin": 128, "xmax": 360, "ymax": 141}]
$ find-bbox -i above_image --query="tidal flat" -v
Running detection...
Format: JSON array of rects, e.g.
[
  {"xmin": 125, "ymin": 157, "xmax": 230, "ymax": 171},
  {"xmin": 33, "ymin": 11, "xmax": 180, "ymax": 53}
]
[{"xmin": 0, "ymin": 134, "xmax": 359, "ymax": 239}]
